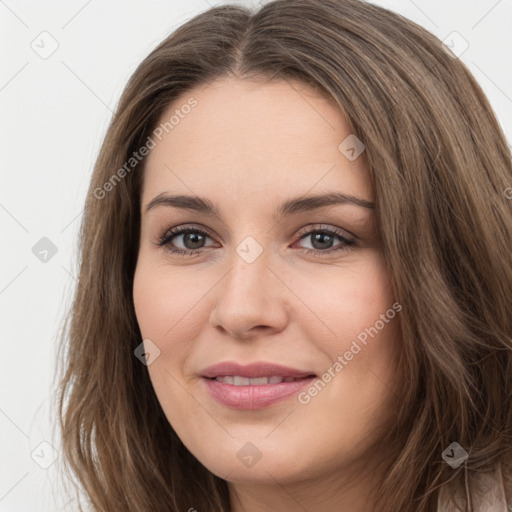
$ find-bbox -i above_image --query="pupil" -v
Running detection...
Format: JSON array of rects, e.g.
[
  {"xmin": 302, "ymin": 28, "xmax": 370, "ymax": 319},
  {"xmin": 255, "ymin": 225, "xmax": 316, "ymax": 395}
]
[
  {"xmin": 184, "ymin": 233, "xmax": 204, "ymax": 249},
  {"xmin": 312, "ymin": 233, "xmax": 333, "ymax": 249}
]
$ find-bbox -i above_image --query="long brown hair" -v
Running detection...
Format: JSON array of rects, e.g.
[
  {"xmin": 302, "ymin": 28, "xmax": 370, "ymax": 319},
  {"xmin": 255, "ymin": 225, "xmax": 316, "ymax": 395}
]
[{"xmin": 56, "ymin": 1, "xmax": 512, "ymax": 510}]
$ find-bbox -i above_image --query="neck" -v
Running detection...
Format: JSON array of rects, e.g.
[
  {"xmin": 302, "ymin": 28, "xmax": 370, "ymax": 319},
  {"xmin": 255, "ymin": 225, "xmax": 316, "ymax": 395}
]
[{"xmin": 227, "ymin": 452, "xmax": 389, "ymax": 512}]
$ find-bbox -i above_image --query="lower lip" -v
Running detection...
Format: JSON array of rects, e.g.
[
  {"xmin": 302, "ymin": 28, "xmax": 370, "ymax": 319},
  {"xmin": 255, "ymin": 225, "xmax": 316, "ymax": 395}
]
[{"xmin": 202, "ymin": 377, "xmax": 316, "ymax": 410}]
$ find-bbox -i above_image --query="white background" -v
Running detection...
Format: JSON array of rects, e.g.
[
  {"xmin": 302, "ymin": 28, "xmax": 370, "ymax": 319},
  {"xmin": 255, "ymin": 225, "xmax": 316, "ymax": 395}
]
[{"xmin": 1, "ymin": 0, "xmax": 511, "ymax": 510}]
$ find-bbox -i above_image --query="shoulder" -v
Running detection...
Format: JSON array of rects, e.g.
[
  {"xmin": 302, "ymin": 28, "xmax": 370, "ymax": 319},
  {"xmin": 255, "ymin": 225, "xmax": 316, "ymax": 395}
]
[{"xmin": 437, "ymin": 463, "xmax": 511, "ymax": 511}]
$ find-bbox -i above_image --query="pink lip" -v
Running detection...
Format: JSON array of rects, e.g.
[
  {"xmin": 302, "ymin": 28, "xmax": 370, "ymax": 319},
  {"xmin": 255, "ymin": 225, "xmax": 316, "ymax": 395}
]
[
  {"xmin": 200, "ymin": 361, "xmax": 315, "ymax": 379},
  {"xmin": 200, "ymin": 361, "xmax": 317, "ymax": 410}
]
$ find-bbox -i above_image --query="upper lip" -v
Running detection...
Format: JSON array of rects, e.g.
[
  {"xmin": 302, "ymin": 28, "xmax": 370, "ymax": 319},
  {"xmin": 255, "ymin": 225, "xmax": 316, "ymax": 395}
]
[{"xmin": 201, "ymin": 361, "xmax": 316, "ymax": 379}]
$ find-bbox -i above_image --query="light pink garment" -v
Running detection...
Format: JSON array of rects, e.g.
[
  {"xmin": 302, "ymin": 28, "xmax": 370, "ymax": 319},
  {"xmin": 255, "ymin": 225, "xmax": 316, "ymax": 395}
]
[{"xmin": 437, "ymin": 463, "xmax": 510, "ymax": 511}]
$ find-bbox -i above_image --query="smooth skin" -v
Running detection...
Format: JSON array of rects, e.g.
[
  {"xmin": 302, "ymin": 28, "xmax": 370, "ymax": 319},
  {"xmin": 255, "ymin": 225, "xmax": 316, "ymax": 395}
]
[{"xmin": 133, "ymin": 75, "xmax": 403, "ymax": 512}]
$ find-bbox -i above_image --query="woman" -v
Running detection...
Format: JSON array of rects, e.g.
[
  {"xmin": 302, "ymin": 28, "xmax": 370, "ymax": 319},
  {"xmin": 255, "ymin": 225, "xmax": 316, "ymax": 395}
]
[{"xmin": 57, "ymin": 0, "xmax": 512, "ymax": 510}]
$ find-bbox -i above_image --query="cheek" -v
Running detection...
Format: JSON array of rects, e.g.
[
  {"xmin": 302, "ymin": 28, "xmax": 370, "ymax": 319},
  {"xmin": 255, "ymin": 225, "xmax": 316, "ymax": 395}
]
[
  {"xmin": 133, "ymin": 259, "xmax": 211, "ymax": 344},
  {"xmin": 289, "ymin": 253, "xmax": 397, "ymax": 349},
  {"xmin": 291, "ymin": 254, "xmax": 402, "ymax": 404},
  {"xmin": 132, "ymin": 260, "xmax": 207, "ymax": 427}
]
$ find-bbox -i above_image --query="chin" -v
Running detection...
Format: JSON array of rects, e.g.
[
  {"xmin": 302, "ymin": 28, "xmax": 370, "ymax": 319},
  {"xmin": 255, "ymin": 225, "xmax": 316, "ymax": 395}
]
[{"xmin": 184, "ymin": 433, "xmax": 315, "ymax": 484}]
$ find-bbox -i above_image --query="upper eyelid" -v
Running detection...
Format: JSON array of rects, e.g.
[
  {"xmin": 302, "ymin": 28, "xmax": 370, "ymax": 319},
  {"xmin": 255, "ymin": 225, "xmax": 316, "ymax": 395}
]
[
  {"xmin": 160, "ymin": 223, "xmax": 216, "ymax": 240},
  {"xmin": 296, "ymin": 224, "xmax": 355, "ymax": 240}
]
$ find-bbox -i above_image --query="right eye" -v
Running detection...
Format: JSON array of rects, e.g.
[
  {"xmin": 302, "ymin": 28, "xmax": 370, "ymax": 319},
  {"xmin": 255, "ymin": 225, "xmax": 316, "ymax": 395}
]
[{"xmin": 156, "ymin": 225, "xmax": 218, "ymax": 256}]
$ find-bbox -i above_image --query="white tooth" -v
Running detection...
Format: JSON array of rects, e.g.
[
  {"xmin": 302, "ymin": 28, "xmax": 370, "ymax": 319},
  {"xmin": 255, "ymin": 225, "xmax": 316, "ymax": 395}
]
[
  {"xmin": 233, "ymin": 376, "xmax": 251, "ymax": 386},
  {"xmin": 250, "ymin": 377, "xmax": 269, "ymax": 385},
  {"xmin": 215, "ymin": 376, "xmax": 297, "ymax": 385}
]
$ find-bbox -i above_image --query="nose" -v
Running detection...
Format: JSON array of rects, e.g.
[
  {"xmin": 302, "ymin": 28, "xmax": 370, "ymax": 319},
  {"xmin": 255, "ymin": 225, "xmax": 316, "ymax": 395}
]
[{"xmin": 209, "ymin": 245, "xmax": 290, "ymax": 340}]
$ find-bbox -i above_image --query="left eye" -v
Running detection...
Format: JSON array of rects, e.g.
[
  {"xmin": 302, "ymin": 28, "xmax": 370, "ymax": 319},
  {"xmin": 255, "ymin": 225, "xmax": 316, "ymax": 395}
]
[
  {"xmin": 156, "ymin": 225, "xmax": 356, "ymax": 256},
  {"xmin": 294, "ymin": 229, "xmax": 355, "ymax": 253}
]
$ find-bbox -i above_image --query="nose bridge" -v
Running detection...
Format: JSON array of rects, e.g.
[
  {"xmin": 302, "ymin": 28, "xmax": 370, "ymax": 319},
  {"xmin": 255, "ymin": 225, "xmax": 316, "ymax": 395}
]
[
  {"xmin": 210, "ymin": 234, "xmax": 289, "ymax": 337},
  {"xmin": 224, "ymin": 235, "xmax": 270, "ymax": 301}
]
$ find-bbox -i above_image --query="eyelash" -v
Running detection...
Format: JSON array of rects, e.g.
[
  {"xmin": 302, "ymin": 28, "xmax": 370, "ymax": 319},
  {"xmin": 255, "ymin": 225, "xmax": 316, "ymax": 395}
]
[{"xmin": 155, "ymin": 224, "xmax": 356, "ymax": 257}]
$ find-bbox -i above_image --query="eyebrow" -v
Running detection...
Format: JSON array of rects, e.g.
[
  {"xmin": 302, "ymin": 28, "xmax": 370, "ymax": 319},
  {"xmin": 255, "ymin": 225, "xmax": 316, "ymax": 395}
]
[{"xmin": 144, "ymin": 192, "xmax": 374, "ymax": 219}]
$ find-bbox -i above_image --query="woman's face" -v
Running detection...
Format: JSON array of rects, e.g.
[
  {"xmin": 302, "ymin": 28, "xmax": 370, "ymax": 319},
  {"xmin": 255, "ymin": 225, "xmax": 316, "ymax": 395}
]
[{"xmin": 133, "ymin": 76, "xmax": 402, "ymax": 490}]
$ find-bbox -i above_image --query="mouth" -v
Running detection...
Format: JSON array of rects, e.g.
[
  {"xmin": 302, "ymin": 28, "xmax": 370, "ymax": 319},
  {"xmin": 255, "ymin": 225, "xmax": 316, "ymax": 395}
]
[
  {"xmin": 200, "ymin": 361, "xmax": 317, "ymax": 410},
  {"xmin": 209, "ymin": 375, "xmax": 313, "ymax": 385}
]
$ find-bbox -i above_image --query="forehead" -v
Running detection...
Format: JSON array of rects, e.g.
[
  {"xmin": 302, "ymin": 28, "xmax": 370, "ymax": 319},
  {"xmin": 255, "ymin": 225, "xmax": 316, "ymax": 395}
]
[{"xmin": 141, "ymin": 76, "xmax": 372, "ymax": 208}]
